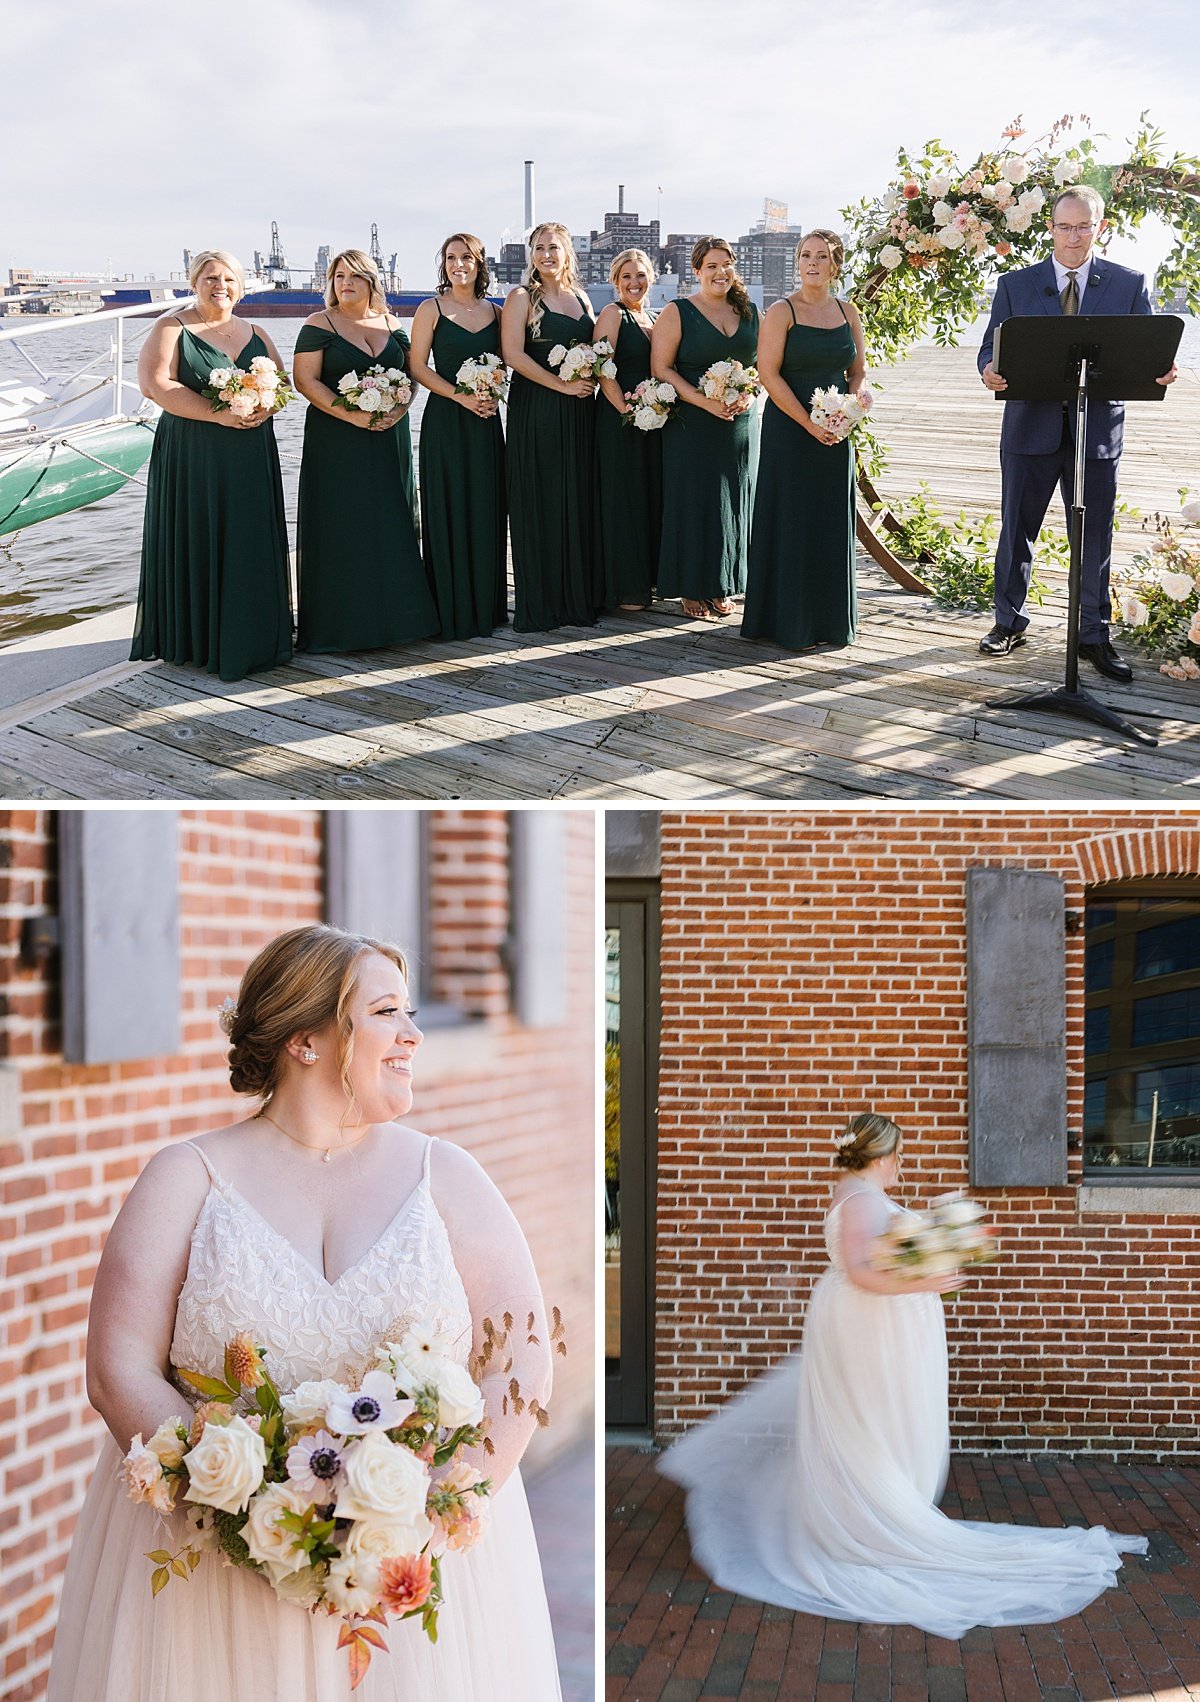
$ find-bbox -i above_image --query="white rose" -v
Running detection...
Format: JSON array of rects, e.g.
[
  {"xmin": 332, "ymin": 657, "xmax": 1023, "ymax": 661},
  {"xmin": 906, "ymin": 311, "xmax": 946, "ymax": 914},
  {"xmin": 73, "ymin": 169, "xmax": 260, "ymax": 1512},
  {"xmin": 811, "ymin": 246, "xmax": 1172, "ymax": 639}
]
[
  {"xmin": 548, "ymin": 344, "xmax": 567, "ymax": 366},
  {"xmin": 878, "ymin": 245, "xmax": 903, "ymax": 271},
  {"xmin": 281, "ymin": 1379, "xmax": 347, "ymax": 1429},
  {"xmin": 1002, "ymin": 155, "xmax": 1029, "ymax": 184},
  {"xmin": 324, "ymin": 1553, "xmax": 380, "ymax": 1615},
  {"xmin": 385, "ymin": 367, "xmax": 403, "ymax": 381},
  {"xmin": 600, "ymin": 360, "xmax": 617, "ymax": 379},
  {"xmin": 634, "ymin": 406, "xmax": 659, "ymax": 431},
  {"xmin": 356, "ymin": 390, "xmax": 383, "ymax": 412},
  {"xmin": 931, "ymin": 200, "xmax": 953, "ymax": 227},
  {"xmin": 994, "ymin": 180, "xmax": 1014, "ymax": 202},
  {"xmin": 657, "ymin": 383, "xmax": 677, "ymax": 404},
  {"xmin": 1161, "ymin": 571, "xmax": 1196, "ymax": 601},
  {"xmin": 1004, "ymin": 207, "xmax": 1032, "ymax": 233},
  {"xmin": 183, "ymin": 1415, "xmax": 267, "ymax": 1515},
  {"xmin": 242, "ymin": 1481, "xmax": 314, "ymax": 1578},
  {"xmin": 931, "ymin": 1195, "xmax": 983, "ymax": 1227},
  {"xmin": 228, "ymin": 393, "xmax": 256, "ymax": 417},
  {"xmin": 1052, "ymin": 158, "xmax": 1083, "ymax": 186},
  {"xmin": 1018, "ymin": 187, "xmax": 1045, "ymax": 213},
  {"xmin": 927, "ymin": 174, "xmax": 952, "ymax": 198},
  {"xmin": 1180, "ymin": 497, "xmax": 1200, "ymax": 524},
  {"xmin": 335, "ymin": 1431, "xmax": 430, "ymax": 1523},
  {"xmin": 209, "ymin": 368, "xmax": 235, "ymax": 388},
  {"xmin": 1119, "ymin": 594, "xmax": 1150, "ymax": 628},
  {"xmin": 337, "ymin": 372, "xmax": 358, "ymax": 394},
  {"xmin": 343, "ymin": 1509, "xmax": 433, "ymax": 1565},
  {"xmin": 146, "ymin": 1418, "xmax": 187, "ymax": 1470},
  {"xmin": 271, "ymin": 1564, "xmax": 324, "ymax": 1606},
  {"xmin": 422, "ymin": 1356, "xmax": 485, "ymax": 1428},
  {"xmin": 937, "ymin": 225, "xmax": 965, "ymax": 250}
]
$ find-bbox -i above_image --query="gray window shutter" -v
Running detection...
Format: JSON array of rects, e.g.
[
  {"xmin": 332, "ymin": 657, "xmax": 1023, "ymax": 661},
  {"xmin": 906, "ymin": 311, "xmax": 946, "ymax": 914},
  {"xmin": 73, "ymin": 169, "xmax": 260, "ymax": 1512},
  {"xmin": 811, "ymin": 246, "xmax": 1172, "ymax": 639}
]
[
  {"xmin": 59, "ymin": 812, "xmax": 180, "ymax": 1064},
  {"xmin": 605, "ymin": 811, "xmax": 661, "ymax": 878},
  {"xmin": 967, "ymin": 867, "xmax": 1067, "ymax": 1186},
  {"xmin": 324, "ymin": 813, "xmax": 424, "ymax": 1001},
  {"xmin": 509, "ymin": 812, "xmax": 567, "ymax": 1028}
]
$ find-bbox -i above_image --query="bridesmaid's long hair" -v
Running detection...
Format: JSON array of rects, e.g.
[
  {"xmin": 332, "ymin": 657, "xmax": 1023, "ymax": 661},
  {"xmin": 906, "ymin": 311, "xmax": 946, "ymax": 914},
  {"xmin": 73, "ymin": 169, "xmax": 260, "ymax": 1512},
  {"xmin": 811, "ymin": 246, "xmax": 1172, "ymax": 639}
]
[
  {"xmin": 523, "ymin": 221, "xmax": 582, "ymax": 339},
  {"xmin": 436, "ymin": 232, "xmax": 490, "ymax": 299},
  {"xmin": 324, "ymin": 249, "xmax": 387, "ymax": 314},
  {"xmin": 691, "ymin": 236, "xmax": 753, "ymax": 323},
  {"xmin": 225, "ymin": 925, "xmax": 409, "ymax": 1116}
]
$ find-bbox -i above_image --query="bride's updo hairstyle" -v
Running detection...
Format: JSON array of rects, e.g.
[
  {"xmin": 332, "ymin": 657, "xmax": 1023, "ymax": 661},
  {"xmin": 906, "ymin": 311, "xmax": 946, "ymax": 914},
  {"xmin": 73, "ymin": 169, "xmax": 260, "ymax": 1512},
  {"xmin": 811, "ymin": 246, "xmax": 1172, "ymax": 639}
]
[
  {"xmin": 224, "ymin": 924, "xmax": 408, "ymax": 1104},
  {"xmin": 833, "ymin": 1112, "xmax": 901, "ymax": 1171}
]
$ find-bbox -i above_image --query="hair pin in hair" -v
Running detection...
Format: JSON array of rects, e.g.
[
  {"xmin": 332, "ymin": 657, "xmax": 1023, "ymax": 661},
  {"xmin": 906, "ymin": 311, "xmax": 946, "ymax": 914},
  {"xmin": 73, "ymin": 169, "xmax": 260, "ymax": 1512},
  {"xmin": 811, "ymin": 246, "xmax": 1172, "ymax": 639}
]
[
  {"xmin": 832, "ymin": 1128, "xmax": 859, "ymax": 1149},
  {"xmin": 217, "ymin": 996, "xmax": 238, "ymax": 1037}
]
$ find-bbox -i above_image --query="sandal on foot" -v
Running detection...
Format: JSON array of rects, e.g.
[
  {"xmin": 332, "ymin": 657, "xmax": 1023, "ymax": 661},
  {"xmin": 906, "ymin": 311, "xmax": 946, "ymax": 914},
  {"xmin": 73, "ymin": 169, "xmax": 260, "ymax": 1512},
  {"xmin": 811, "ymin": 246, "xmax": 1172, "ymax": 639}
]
[
  {"xmin": 706, "ymin": 598, "xmax": 736, "ymax": 617},
  {"xmin": 681, "ymin": 599, "xmax": 717, "ymax": 620}
]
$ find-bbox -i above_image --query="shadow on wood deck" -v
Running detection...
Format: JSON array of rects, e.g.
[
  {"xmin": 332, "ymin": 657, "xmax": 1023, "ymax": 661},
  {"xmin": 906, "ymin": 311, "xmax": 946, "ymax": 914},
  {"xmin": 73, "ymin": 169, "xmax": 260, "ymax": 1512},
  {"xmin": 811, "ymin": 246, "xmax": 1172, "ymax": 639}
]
[{"xmin": 1, "ymin": 348, "xmax": 1196, "ymax": 802}]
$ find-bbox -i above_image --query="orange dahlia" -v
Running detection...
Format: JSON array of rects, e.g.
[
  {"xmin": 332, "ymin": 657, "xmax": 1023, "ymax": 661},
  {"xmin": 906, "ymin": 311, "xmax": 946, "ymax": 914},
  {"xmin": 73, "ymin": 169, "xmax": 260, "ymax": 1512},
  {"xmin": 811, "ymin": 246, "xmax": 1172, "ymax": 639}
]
[
  {"xmin": 378, "ymin": 1553, "xmax": 433, "ymax": 1614},
  {"xmin": 225, "ymin": 1333, "xmax": 265, "ymax": 1389}
]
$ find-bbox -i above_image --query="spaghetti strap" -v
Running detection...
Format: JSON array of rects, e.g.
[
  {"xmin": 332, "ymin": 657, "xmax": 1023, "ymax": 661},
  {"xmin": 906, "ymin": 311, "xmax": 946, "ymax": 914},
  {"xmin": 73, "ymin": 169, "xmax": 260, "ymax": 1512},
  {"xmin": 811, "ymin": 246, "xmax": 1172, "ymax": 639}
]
[
  {"xmin": 836, "ymin": 296, "xmax": 850, "ymax": 323},
  {"xmin": 421, "ymin": 1133, "xmax": 438, "ymax": 1184},
  {"xmin": 434, "ymin": 296, "xmax": 444, "ymax": 318},
  {"xmin": 786, "ymin": 299, "xmax": 798, "ymax": 327},
  {"xmin": 184, "ymin": 1140, "xmax": 219, "ymax": 1182},
  {"xmin": 322, "ymin": 311, "xmax": 337, "ymax": 332}
]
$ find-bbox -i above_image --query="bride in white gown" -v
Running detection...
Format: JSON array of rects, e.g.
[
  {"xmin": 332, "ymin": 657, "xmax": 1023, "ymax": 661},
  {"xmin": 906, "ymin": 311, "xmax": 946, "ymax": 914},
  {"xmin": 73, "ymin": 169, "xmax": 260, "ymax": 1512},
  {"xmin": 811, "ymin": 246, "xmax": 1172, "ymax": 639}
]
[
  {"xmin": 660, "ymin": 1112, "xmax": 1147, "ymax": 1641},
  {"xmin": 48, "ymin": 924, "xmax": 562, "ymax": 1701}
]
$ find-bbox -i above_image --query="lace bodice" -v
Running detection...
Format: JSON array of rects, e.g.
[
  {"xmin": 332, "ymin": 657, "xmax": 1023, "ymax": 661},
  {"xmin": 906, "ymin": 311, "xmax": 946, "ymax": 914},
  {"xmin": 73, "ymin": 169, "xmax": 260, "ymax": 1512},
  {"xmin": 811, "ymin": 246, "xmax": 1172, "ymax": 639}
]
[{"xmin": 170, "ymin": 1138, "xmax": 472, "ymax": 1395}]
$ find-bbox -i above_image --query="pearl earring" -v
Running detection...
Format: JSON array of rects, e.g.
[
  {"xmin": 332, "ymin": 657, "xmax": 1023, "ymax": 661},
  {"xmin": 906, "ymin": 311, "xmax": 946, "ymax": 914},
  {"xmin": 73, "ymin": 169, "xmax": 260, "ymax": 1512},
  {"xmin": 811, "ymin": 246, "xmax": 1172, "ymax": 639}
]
[{"xmin": 302, "ymin": 1049, "xmax": 318, "ymax": 1064}]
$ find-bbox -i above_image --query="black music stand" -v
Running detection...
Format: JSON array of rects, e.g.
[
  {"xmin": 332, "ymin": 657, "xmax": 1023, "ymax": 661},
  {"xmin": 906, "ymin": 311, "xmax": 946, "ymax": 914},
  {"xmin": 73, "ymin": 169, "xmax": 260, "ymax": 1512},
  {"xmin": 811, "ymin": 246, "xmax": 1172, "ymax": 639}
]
[{"xmin": 985, "ymin": 312, "xmax": 1183, "ymax": 748}]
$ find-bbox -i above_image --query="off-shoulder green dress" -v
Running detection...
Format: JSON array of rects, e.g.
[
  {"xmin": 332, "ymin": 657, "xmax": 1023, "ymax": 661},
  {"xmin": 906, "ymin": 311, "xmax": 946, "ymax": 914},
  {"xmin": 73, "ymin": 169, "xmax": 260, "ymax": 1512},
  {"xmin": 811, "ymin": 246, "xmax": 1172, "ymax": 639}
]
[
  {"xmin": 294, "ymin": 320, "xmax": 439, "ymax": 653},
  {"xmin": 131, "ymin": 323, "xmax": 293, "ymax": 681}
]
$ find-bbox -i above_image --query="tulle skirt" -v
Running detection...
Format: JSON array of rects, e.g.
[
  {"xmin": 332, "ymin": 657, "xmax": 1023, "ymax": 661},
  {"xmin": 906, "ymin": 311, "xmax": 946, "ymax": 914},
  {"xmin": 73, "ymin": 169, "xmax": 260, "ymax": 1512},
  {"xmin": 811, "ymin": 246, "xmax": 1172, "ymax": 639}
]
[
  {"xmin": 660, "ymin": 1268, "xmax": 1147, "ymax": 1640},
  {"xmin": 47, "ymin": 1437, "xmax": 561, "ymax": 1701}
]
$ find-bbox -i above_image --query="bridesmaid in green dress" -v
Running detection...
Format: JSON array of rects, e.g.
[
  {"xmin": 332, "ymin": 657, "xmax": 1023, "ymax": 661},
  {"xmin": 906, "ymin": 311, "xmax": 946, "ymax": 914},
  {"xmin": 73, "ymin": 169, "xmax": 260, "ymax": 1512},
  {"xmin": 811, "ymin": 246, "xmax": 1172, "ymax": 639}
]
[
  {"xmin": 743, "ymin": 229, "xmax": 867, "ymax": 650},
  {"xmin": 132, "ymin": 249, "xmax": 292, "ymax": 681},
  {"xmin": 501, "ymin": 221, "xmax": 601, "ymax": 632},
  {"xmin": 408, "ymin": 232, "xmax": 507, "ymax": 639},
  {"xmin": 594, "ymin": 248, "xmax": 662, "ymax": 610},
  {"xmin": 292, "ymin": 248, "xmax": 438, "ymax": 654},
  {"xmin": 652, "ymin": 236, "xmax": 760, "ymax": 620}
]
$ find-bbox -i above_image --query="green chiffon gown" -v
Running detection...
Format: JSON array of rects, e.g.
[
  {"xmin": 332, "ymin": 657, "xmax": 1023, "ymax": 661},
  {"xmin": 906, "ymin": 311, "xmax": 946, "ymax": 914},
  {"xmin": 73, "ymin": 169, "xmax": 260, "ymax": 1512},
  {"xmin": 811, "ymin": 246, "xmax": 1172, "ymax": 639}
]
[
  {"xmin": 595, "ymin": 307, "xmax": 662, "ymax": 607},
  {"xmin": 418, "ymin": 302, "xmax": 508, "ymax": 638},
  {"xmin": 506, "ymin": 298, "xmax": 600, "ymax": 631},
  {"xmin": 657, "ymin": 298, "xmax": 760, "ymax": 604},
  {"xmin": 294, "ymin": 321, "xmax": 439, "ymax": 653},
  {"xmin": 742, "ymin": 305, "xmax": 858, "ymax": 649},
  {"xmin": 131, "ymin": 325, "xmax": 293, "ymax": 681}
]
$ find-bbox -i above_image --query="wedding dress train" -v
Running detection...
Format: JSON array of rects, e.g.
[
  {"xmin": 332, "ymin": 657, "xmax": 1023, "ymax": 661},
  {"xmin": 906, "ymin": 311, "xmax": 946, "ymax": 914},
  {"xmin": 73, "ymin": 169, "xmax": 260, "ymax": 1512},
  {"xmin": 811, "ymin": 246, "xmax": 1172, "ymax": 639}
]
[
  {"xmin": 661, "ymin": 1183, "xmax": 1147, "ymax": 1640},
  {"xmin": 48, "ymin": 1136, "xmax": 562, "ymax": 1701}
]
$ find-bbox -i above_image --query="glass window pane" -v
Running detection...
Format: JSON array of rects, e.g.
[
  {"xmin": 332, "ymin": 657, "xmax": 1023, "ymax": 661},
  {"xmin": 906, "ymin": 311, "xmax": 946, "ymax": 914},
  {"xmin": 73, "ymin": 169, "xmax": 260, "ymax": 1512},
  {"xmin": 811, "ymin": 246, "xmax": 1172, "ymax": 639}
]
[
  {"xmin": 1135, "ymin": 915, "xmax": 1200, "ymax": 981},
  {"xmin": 1085, "ymin": 1006, "xmax": 1110, "ymax": 1056},
  {"xmin": 1086, "ymin": 937, "xmax": 1114, "ymax": 992}
]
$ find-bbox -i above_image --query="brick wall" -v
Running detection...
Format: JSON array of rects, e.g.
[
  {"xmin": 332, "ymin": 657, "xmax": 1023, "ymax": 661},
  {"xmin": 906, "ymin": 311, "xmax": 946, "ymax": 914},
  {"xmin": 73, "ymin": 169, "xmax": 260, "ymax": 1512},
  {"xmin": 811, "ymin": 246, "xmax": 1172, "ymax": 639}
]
[
  {"xmin": 0, "ymin": 807, "xmax": 594, "ymax": 1702},
  {"xmin": 654, "ymin": 809, "xmax": 1200, "ymax": 1456}
]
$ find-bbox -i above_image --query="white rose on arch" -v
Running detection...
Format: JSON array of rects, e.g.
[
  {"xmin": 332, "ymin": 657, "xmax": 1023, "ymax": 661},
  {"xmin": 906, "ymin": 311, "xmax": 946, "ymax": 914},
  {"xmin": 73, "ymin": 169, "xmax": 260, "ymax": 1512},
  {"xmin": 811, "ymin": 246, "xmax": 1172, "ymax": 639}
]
[
  {"xmin": 1052, "ymin": 158, "xmax": 1083, "ymax": 186},
  {"xmin": 936, "ymin": 225, "xmax": 966, "ymax": 250},
  {"xmin": 878, "ymin": 245, "xmax": 904, "ymax": 270},
  {"xmin": 1002, "ymin": 155, "xmax": 1030, "ymax": 184},
  {"xmin": 930, "ymin": 200, "xmax": 953, "ymax": 227},
  {"xmin": 1004, "ymin": 207, "xmax": 1033, "ymax": 234},
  {"xmin": 927, "ymin": 174, "xmax": 952, "ymax": 198},
  {"xmin": 1018, "ymin": 187, "xmax": 1045, "ymax": 214}
]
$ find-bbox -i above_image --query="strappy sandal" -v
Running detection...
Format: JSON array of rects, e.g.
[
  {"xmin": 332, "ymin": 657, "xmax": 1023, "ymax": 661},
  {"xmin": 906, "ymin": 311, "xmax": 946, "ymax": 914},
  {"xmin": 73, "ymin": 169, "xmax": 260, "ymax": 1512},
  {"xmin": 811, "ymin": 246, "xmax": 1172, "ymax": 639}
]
[
  {"xmin": 706, "ymin": 598, "xmax": 736, "ymax": 617},
  {"xmin": 680, "ymin": 599, "xmax": 718, "ymax": 621}
]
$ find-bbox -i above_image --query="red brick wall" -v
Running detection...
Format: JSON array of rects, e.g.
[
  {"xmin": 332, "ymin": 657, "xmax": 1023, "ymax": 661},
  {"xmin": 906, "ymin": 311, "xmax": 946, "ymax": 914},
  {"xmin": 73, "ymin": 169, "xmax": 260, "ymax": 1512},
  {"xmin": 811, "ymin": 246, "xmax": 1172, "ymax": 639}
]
[
  {"xmin": 0, "ymin": 807, "xmax": 594, "ymax": 1702},
  {"xmin": 654, "ymin": 809, "xmax": 1200, "ymax": 1457}
]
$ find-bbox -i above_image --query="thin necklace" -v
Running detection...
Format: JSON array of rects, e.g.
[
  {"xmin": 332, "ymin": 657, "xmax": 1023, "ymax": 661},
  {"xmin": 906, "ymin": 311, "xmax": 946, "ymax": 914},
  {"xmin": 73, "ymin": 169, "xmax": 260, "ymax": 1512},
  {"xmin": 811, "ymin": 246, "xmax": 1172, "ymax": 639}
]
[{"xmin": 257, "ymin": 1109, "xmax": 369, "ymax": 1164}]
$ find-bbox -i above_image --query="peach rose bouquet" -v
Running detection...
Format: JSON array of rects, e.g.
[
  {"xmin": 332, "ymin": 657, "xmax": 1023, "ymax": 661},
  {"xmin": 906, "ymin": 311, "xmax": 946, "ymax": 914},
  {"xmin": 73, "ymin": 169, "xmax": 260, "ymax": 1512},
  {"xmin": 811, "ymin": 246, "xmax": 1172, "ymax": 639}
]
[{"xmin": 204, "ymin": 355, "xmax": 294, "ymax": 418}]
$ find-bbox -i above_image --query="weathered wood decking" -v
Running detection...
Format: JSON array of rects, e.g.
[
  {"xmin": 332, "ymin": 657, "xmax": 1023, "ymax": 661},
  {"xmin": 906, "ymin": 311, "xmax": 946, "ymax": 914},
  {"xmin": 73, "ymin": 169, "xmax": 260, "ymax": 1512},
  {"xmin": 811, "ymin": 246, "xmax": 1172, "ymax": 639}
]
[{"xmin": 1, "ymin": 346, "xmax": 1197, "ymax": 802}]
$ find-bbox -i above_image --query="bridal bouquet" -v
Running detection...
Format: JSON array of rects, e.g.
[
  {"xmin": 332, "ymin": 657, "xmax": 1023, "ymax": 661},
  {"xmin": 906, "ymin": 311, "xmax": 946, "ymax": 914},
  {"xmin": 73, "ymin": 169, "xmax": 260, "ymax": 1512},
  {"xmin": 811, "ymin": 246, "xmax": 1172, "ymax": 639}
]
[
  {"xmin": 204, "ymin": 356, "xmax": 294, "ymax": 418},
  {"xmin": 872, "ymin": 1193, "xmax": 996, "ymax": 1285},
  {"xmin": 809, "ymin": 385, "xmax": 874, "ymax": 440},
  {"xmin": 622, "ymin": 377, "xmax": 677, "ymax": 432},
  {"xmin": 122, "ymin": 1325, "xmax": 490, "ymax": 1688},
  {"xmin": 454, "ymin": 351, "xmax": 509, "ymax": 404},
  {"xmin": 333, "ymin": 364, "xmax": 412, "ymax": 420},
  {"xmin": 698, "ymin": 359, "xmax": 760, "ymax": 409},
  {"xmin": 548, "ymin": 338, "xmax": 617, "ymax": 383}
]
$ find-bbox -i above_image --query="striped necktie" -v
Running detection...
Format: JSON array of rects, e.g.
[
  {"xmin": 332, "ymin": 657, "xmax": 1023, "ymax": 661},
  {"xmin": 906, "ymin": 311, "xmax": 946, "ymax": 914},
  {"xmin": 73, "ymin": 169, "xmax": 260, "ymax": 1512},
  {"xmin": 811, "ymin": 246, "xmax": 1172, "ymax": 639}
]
[{"xmin": 1060, "ymin": 270, "xmax": 1080, "ymax": 315}]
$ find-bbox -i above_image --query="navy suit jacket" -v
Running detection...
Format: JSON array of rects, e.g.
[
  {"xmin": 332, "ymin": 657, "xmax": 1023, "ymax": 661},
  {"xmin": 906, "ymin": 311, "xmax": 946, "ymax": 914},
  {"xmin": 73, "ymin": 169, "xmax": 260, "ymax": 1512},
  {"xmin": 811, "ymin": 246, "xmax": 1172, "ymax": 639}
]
[{"xmin": 977, "ymin": 256, "xmax": 1152, "ymax": 460}]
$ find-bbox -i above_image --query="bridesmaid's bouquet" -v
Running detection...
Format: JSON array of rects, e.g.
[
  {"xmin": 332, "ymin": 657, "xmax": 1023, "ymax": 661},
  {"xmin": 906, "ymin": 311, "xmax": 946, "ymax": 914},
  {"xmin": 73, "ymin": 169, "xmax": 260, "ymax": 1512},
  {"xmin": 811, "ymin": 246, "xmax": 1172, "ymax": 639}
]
[
  {"xmin": 622, "ymin": 377, "xmax": 678, "ymax": 432},
  {"xmin": 204, "ymin": 356, "xmax": 294, "ymax": 419},
  {"xmin": 871, "ymin": 1193, "xmax": 996, "ymax": 1286},
  {"xmin": 548, "ymin": 338, "xmax": 617, "ymax": 383},
  {"xmin": 121, "ymin": 1324, "xmax": 492, "ymax": 1688},
  {"xmin": 334, "ymin": 364, "xmax": 412, "ymax": 420},
  {"xmin": 455, "ymin": 352, "xmax": 509, "ymax": 404},
  {"xmin": 698, "ymin": 359, "xmax": 760, "ymax": 408},
  {"xmin": 809, "ymin": 385, "xmax": 874, "ymax": 440}
]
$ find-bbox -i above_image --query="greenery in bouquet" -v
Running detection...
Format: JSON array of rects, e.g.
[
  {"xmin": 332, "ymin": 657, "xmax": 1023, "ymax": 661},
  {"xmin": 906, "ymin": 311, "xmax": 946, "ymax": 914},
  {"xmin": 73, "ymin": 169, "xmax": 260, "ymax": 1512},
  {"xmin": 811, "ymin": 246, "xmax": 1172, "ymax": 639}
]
[{"xmin": 1113, "ymin": 495, "xmax": 1200, "ymax": 679}]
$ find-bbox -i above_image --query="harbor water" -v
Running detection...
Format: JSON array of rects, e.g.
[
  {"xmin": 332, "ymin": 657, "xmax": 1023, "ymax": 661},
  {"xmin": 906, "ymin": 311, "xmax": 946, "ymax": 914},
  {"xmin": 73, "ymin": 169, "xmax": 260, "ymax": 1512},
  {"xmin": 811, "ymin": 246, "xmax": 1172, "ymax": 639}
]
[{"xmin": 2, "ymin": 312, "xmax": 1197, "ymax": 646}]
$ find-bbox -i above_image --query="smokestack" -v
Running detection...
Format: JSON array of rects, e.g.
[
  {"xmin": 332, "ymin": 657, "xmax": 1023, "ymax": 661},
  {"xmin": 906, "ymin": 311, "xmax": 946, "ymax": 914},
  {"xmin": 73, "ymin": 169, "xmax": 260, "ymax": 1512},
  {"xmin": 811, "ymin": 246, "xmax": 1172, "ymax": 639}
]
[
  {"xmin": 618, "ymin": 184, "xmax": 625, "ymax": 214},
  {"xmin": 524, "ymin": 160, "xmax": 535, "ymax": 235}
]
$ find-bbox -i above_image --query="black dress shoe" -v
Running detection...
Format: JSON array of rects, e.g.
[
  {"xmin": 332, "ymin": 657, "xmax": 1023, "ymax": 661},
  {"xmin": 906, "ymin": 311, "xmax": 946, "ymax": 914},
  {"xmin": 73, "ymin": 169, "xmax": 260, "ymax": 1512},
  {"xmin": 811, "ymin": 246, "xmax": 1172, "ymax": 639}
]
[
  {"xmin": 979, "ymin": 623, "xmax": 1027, "ymax": 656},
  {"xmin": 1078, "ymin": 640, "xmax": 1133, "ymax": 682}
]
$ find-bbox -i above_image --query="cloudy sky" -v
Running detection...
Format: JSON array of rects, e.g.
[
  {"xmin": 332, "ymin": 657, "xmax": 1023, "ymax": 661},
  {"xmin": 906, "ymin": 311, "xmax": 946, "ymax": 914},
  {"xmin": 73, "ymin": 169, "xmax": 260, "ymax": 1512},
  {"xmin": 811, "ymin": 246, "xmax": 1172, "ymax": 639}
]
[{"xmin": 6, "ymin": 0, "xmax": 1198, "ymax": 287}]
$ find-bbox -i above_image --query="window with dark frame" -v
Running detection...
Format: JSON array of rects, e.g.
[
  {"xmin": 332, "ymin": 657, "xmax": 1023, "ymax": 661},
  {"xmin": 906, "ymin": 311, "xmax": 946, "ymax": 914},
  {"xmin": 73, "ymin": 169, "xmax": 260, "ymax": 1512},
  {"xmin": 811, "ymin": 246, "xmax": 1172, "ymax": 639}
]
[{"xmin": 1083, "ymin": 880, "xmax": 1200, "ymax": 1174}]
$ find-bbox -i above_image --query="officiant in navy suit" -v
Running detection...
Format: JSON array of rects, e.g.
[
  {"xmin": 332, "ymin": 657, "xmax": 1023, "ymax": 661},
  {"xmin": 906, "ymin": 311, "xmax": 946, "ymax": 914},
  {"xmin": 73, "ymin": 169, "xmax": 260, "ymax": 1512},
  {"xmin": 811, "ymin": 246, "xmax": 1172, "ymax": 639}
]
[{"xmin": 977, "ymin": 185, "xmax": 1176, "ymax": 680}]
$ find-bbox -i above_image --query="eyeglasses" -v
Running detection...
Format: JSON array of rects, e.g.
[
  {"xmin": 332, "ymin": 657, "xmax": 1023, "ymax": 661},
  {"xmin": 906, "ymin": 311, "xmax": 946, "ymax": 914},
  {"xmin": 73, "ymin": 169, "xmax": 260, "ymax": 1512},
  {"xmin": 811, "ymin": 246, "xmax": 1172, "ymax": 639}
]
[{"xmin": 1052, "ymin": 222, "xmax": 1095, "ymax": 236}]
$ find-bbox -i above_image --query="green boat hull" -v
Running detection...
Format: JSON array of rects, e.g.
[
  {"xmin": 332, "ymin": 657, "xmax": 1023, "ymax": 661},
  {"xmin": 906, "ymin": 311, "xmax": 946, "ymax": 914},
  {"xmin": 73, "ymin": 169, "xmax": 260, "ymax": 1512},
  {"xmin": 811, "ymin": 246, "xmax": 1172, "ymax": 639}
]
[{"xmin": 0, "ymin": 419, "xmax": 155, "ymax": 536}]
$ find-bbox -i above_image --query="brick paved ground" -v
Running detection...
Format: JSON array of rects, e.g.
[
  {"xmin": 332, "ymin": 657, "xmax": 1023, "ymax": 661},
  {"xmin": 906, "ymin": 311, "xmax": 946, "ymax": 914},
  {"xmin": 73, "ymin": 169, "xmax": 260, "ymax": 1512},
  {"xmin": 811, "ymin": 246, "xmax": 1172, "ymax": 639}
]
[
  {"xmin": 529, "ymin": 1435, "xmax": 596, "ymax": 1701},
  {"xmin": 607, "ymin": 1444, "xmax": 1200, "ymax": 1701}
]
